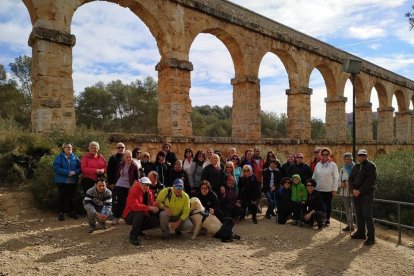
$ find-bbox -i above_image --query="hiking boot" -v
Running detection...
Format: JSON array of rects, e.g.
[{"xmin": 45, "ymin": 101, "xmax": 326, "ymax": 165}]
[
  {"xmin": 342, "ymin": 225, "xmax": 355, "ymax": 232},
  {"xmin": 265, "ymin": 213, "xmax": 272, "ymax": 219},
  {"xmin": 138, "ymin": 231, "xmax": 146, "ymax": 236},
  {"xmin": 252, "ymin": 217, "xmax": 258, "ymax": 224},
  {"xmin": 324, "ymin": 220, "xmax": 330, "ymax": 227},
  {"xmin": 298, "ymin": 221, "xmax": 304, "ymax": 227},
  {"xmin": 100, "ymin": 221, "xmax": 108, "ymax": 229},
  {"xmin": 351, "ymin": 233, "xmax": 366, "ymax": 240},
  {"xmin": 88, "ymin": 226, "xmax": 96, "ymax": 233},
  {"xmin": 291, "ymin": 220, "xmax": 298, "ymax": 226},
  {"xmin": 129, "ymin": 237, "xmax": 141, "ymax": 246},
  {"xmin": 271, "ymin": 211, "xmax": 277, "ymax": 217},
  {"xmin": 364, "ymin": 239, "xmax": 375, "ymax": 246},
  {"xmin": 175, "ymin": 230, "xmax": 182, "ymax": 237},
  {"xmin": 112, "ymin": 218, "xmax": 119, "ymax": 225},
  {"xmin": 58, "ymin": 213, "xmax": 65, "ymax": 221}
]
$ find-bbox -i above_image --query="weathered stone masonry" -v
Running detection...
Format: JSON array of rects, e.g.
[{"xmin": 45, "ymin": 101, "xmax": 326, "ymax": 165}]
[{"xmin": 23, "ymin": 0, "xmax": 414, "ymax": 147}]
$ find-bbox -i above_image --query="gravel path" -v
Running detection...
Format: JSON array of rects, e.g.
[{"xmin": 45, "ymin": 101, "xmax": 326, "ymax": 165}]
[{"xmin": 1, "ymin": 189, "xmax": 413, "ymax": 276}]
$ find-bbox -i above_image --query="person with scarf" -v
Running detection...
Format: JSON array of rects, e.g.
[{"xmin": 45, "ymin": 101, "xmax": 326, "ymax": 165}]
[
  {"xmin": 189, "ymin": 150, "xmax": 206, "ymax": 195},
  {"xmin": 312, "ymin": 147, "xmax": 339, "ymax": 227},
  {"xmin": 339, "ymin": 152, "xmax": 355, "ymax": 231}
]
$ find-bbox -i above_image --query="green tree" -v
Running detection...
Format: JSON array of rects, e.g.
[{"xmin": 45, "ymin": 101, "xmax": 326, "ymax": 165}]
[
  {"xmin": 311, "ymin": 118, "xmax": 326, "ymax": 140},
  {"xmin": 9, "ymin": 56, "xmax": 32, "ymax": 122}
]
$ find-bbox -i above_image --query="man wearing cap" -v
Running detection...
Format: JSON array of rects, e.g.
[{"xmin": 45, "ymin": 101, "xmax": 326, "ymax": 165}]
[
  {"xmin": 156, "ymin": 178, "xmax": 193, "ymax": 239},
  {"xmin": 123, "ymin": 177, "xmax": 160, "ymax": 245},
  {"xmin": 348, "ymin": 149, "xmax": 377, "ymax": 246}
]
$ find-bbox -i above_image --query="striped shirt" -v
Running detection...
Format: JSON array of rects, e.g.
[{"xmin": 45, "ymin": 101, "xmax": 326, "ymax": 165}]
[{"xmin": 83, "ymin": 187, "xmax": 112, "ymax": 215}]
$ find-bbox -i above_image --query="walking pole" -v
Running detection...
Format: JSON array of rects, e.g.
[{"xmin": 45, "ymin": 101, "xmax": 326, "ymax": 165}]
[{"xmin": 349, "ymin": 187, "xmax": 353, "ymax": 237}]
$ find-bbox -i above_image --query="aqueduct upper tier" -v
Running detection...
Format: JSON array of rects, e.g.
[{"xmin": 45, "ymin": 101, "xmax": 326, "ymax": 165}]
[{"xmin": 23, "ymin": 0, "xmax": 414, "ymax": 143}]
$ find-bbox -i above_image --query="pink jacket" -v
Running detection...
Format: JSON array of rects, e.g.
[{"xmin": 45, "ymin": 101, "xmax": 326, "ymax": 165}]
[{"xmin": 81, "ymin": 152, "xmax": 107, "ymax": 181}]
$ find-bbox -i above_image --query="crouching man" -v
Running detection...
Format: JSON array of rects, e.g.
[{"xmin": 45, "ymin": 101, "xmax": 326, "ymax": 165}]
[
  {"xmin": 123, "ymin": 177, "xmax": 160, "ymax": 246},
  {"xmin": 83, "ymin": 176, "xmax": 112, "ymax": 233},
  {"xmin": 156, "ymin": 179, "xmax": 193, "ymax": 240},
  {"xmin": 303, "ymin": 178, "xmax": 324, "ymax": 229}
]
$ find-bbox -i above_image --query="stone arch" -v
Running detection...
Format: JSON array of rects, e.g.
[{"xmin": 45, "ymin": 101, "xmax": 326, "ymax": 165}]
[
  {"xmin": 256, "ymin": 49, "xmax": 298, "ymax": 88},
  {"xmin": 74, "ymin": 0, "xmax": 167, "ymax": 56},
  {"xmin": 394, "ymin": 90, "xmax": 408, "ymax": 112},
  {"xmin": 186, "ymin": 28, "xmax": 244, "ymax": 77},
  {"xmin": 370, "ymin": 82, "xmax": 388, "ymax": 108},
  {"xmin": 311, "ymin": 64, "xmax": 336, "ymax": 98}
]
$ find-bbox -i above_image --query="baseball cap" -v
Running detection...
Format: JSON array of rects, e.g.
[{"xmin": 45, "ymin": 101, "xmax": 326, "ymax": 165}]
[
  {"xmin": 173, "ymin": 178, "xmax": 184, "ymax": 190},
  {"xmin": 357, "ymin": 149, "xmax": 368, "ymax": 156},
  {"xmin": 140, "ymin": 177, "xmax": 152, "ymax": 185}
]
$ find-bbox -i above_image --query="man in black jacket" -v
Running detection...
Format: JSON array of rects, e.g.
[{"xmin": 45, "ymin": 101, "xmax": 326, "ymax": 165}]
[
  {"xmin": 107, "ymin": 142, "xmax": 125, "ymax": 191},
  {"xmin": 348, "ymin": 149, "xmax": 377, "ymax": 246}
]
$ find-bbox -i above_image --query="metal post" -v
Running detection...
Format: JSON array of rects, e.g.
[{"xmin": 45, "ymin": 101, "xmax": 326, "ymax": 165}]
[
  {"xmin": 397, "ymin": 203, "xmax": 402, "ymax": 246},
  {"xmin": 352, "ymin": 73, "xmax": 356, "ymax": 159}
]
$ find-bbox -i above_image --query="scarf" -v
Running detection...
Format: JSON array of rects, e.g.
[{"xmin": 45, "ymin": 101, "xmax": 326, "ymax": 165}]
[
  {"xmin": 320, "ymin": 158, "xmax": 331, "ymax": 164},
  {"xmin": 345, "ymin": 162, "xmax": 355, "ymax": 175}
]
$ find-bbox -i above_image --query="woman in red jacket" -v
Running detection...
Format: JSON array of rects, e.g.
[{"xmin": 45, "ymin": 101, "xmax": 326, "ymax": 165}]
[{"xmin": 81, "ymin": 141, "xmax": 107, "ymax": 195}]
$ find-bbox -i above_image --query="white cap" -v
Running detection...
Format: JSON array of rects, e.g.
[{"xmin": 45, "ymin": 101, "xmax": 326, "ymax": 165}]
[
  {"xmin": 357, "ymin": 149, "xmax": 368, "ymax": 155},
  {"xmin": 140, "ymin": 177, "xmax": 152, "ymax": 185}
]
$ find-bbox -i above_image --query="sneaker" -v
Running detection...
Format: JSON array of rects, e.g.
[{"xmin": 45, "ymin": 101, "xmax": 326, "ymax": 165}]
[
  {"xmin": 265, "ymin": 213, "xmax": 272, "ymax": 219},
  {"xmin": 351, "ymin": 233, "xmax": 366, "ymax": 240},
  {"xmin": 298, "ymin": 221, "xmax": 304, "ymax": 227},
  {"xmin": 129, "ymin": 237, "xmax": 141, "ymax": 246},
  {"xmin": 112, "ymin": 218, "xmax": 119, "ymax": 225},
  {"xmin": 291, "ymin": 220, "xmax": 298, "ymax": 226},
  {"xmin": 58, "ymin": 213, "xmax": 65, "ymax": 221},
  {"xmin": 364, "ymin": 239, "xmax": 375, "ymax": 246},
  {"xmin": 175, "ymin": 230, "xmax": 182, "ymax": 237},
  {"xmin": 138, "ymin": 231, "xmax": 146, "ymax": 236},
  {"xmin": 324, "ymin": 220, "xmax": 330, "ymax": 227},
  {"xmin": 271, "ymin": 211, "xmax": 277, "ymax": 217},
  {"xmin": 88, "ymin": 226, "xmax": 95, "ymax": 233}
]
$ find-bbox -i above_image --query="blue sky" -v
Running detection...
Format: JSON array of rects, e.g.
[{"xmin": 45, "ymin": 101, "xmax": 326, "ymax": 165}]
[{"xmin": 1, "ymin": 0, "xmax": 414, "ymax": 120}]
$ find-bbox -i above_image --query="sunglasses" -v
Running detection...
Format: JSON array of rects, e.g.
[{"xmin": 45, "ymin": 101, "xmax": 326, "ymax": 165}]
[
  {"xmin": 313, "ymin": 151, "xmax": 320, "ymax": 153},
  {"xmin": 296, "ymin": 156, "xmax": 303, "ymax": 159},
  {"xmin": 143, "ymin": 155, "xmax": 149, "ymax": 158},
  {"xmin": 117, "ymin": 146, "xmax": 125, "ymax": 149},
  {"xmin": 306, "ymin": 184, "xmax": 313, "ymax": 187}
]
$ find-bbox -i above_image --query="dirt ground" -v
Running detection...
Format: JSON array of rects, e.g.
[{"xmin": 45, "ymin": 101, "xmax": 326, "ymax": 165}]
[{"xmin": 1, "ymin": 187, "xmax": 413, "ymax": 276}]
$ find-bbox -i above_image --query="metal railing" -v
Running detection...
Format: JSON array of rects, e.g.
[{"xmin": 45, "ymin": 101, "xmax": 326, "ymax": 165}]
[{"xmin": 333, "ymin": 197, "xmax": 414, "ymax": 246}]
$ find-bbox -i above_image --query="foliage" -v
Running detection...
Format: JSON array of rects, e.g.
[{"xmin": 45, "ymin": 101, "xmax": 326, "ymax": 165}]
[
  {"xmin": 192, "ymin": 105, "xmax": 232, "ymax": 137},
  {"xmin": 75, "ymin": 76, "xmax": 158, "ymax": 133},
  {"xmin": 311, "ymin": 118, "xmax": 326, "ymax": 140},
  {"xmin": 261, "ymin": 111, "xmax": 288, "ymax": 138},
  {"xmin": 407, "ymin": 6, "xmax": 414, "ymax": 30}
]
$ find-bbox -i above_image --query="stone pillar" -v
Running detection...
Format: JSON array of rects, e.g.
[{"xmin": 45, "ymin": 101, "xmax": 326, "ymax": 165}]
[
  {"xmin": 355, "ymin": 102, "xmax": 373, "ymax": 141},
  {"xmin": 286, "ymin": 87, "xmax": 312, "ymax": 140},
  {"xmin": 324, "ymin": 96, "xmax": 347, "ymax": 141},
  {"xmin": 231, "ymin": 76, "xmax": 261, "ymax": 139},
  {"xmin": 376, "ymin": 107, "xmax": 394, "ymax": 142},
  {"xmin": 395, "ymin": 111, "xmax": 412, "ymax": 143},
  {"xmin": 156, "ymin": 58, "xmax": 193, "ymax": 137},
  {"xmin": 29, "ymin": 27, "xmax": 76, "ymax": 133}
]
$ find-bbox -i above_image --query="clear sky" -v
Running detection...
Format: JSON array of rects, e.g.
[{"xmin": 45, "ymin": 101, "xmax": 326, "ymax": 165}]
[{"xmin": 1, "ymin": 0, "xmax": 413, "ymax": 120}]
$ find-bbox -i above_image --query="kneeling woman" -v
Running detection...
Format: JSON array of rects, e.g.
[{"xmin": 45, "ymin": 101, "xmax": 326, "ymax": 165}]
[
  {"xmin": 196, "ymin": 180, "xmax": 223, "ymax": 221},
  {"xmin": 238, "ymin": 165, "xmax": 261, "ymax": 224}
]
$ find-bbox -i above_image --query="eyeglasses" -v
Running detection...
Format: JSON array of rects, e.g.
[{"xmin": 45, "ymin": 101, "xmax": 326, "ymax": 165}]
[
  {"xmin": 306, "ymin": 184, "xmax": 313, "ymax": 187},
  {"xmin": 137, "ymin": 151, "xmax": 141, "ymax": 154},
  {"xmin": 117, "ymin": 146, "xmax": 125, "ymax": 149},
  {"xmin": 313, "ymin": 151, "xmax": 320, "ymax": 154},
  {"xmin": 296, "ymin": 156, "xmax": 303, "ymax": 159},
  {"xmin": 143, "ymin": 155, "xmax": 149, "ymax": 158}
]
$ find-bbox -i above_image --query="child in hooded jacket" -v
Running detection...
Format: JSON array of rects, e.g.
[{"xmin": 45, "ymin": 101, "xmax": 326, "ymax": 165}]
[{"xmin": 291, "ymin": 174, "xmax": 308, "ymax": 226}]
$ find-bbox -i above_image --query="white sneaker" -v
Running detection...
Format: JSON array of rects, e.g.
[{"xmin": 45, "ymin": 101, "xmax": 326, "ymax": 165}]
[{"xmin": 112, "ymin": 218, "xmax": 119, "ymax": 225}]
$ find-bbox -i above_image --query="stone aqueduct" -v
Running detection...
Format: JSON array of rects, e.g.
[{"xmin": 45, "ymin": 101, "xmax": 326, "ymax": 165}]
[{"xmin": 22, "ymin": 0, "xmax": 414, "ymax": 157}]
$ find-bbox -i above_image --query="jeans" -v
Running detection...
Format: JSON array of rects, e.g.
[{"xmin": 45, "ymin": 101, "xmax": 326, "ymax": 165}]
[
  {"xmin": 265, "ymin": 191, "xmax": 276, "ymax": 215},
  {"xmin": 159, "ymin": 211, "xmax": 193, "ymax": 237},
  {"xmin": 319, "ymin": 191, "xmax": 333, "ymax": 222},
  {"xmin": 342, "ymin": 196, "xmax": 354, "ymax": 227},
  {"xmin": 86, "ymin": 206, "xmax": 112, "ymax": 227},
  {"xmin": 354, "ymin": 190, "xmax": 375, "ymax": 240}
]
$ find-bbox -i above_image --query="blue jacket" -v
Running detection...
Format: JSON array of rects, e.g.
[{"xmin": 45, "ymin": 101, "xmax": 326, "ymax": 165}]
[{"xmin": 53, "ymin": 152, "xmax": 81, "ymax": 184}]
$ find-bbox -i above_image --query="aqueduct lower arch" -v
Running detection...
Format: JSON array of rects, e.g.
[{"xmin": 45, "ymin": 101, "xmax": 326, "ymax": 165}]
[{"xmin": 23, "ymin": 0, "xmax": 414, "ymax": 144}]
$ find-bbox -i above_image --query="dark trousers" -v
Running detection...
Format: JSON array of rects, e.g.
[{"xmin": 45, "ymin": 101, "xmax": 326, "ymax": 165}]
[
  {"xmin": 57, "ymin": 184, "xmax": 77, "ymax": 214},
  {"xmin": 319, "ymin": 191, "xmax": 333, "ymax": 221},
  {"xmin": 242, "ymin": 201, "xmax": 257, "ymax": 219},
  {"xmin": 81, "ymin": 177, "xmax": 95, "ymax": 195},
  {"xmin": 113, "ymin": 186, "xmax": 130, "ymax": 219},
  {"xmin": 354, "ymin": 191, "xmax": 375, "ymax": 240},
  {"xmin": 277, "ymin": 210, "xmax": 290, "ymax": 224},
  {"xmin": 292, "ymin": 201, "xmax": 306, "ymax": 221},
  {"xmin": 125, "ymin": 211, "xmax": 159, "ymax": 239},
  {"xmin": 305, "ymin": 211, "xmax": 324, "ymax": 228}
]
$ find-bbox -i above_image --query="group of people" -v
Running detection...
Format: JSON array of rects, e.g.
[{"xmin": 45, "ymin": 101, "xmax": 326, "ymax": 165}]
[{"xmin": 53, "ymin": 142, "xmax": 377, "ymax": 246}]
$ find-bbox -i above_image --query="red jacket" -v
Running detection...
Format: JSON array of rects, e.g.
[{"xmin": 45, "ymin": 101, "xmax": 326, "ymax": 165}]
[
  {"xmin": 122, "ymin": 184, "xmax": 155, "ymax": 219},
  {"xmin": 81, "ymin": 153, "xmax": 107, "ymax": 181}
]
